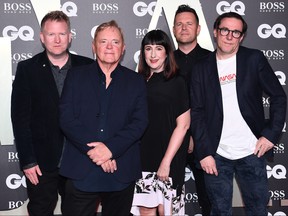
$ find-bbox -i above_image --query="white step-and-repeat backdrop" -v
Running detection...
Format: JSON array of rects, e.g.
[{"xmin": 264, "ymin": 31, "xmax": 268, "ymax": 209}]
[{"xmin": 0, "ymin": 0, "xmax": 287, "ymax": 215}]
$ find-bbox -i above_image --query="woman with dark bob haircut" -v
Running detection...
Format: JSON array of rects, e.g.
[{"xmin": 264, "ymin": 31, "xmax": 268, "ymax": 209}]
[
  {"xmin": 138, "ymin": 29, "xmax": 178, "ymax": 80},
  {"xmin": 131, "ymin": 29, "xmax": 191, "ymax": 215}
]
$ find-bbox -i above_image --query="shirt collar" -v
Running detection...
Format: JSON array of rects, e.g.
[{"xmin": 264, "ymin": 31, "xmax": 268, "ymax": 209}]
[
  {"xmin": 96, "ymin": 61, "xmax": 121, "ymax": 79},
  {"xmin": 177, "ymin": 43, "xmax": 201, "ymax": 58},
  {"xmin": 48, "ymin": 52, "xmax": 71, "ymax": 70}
]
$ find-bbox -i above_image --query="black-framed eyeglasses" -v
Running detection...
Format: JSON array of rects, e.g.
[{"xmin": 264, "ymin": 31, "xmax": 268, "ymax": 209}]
[{"xmin": 218, "ymin": 28, "xmax": 243, "ymax": 39}]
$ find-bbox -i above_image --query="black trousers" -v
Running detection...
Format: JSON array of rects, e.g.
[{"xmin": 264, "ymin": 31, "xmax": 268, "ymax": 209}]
[
  {"xmin": 26, "ymin": 169, "xmax": 66, "ymax": 216},
  {"xmin": 187, "ymin": 154, "xmax": 211, "ymax": 216},
  {"xmin": 63, "ymin": 179, "xmax": 135, "ymax": 216}
]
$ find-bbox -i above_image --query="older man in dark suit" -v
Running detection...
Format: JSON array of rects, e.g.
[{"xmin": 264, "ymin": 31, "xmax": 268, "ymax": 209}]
[
  {"xmin": 190, "ymin": 12, "xmax": 286, "ymax": 215},
  {"xmin": 59, "ymin": 20, "xmax": 148, "ymax": 216},
  {"xmin": 11, "ymin": 11, "xmax": 93, "ymax": 216}
]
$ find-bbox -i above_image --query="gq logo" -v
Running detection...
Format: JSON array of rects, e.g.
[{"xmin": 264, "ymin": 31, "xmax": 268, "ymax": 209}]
[
  {"xmin": 275, "ymin": 71, "xmax": 286, "ymax": 85},
  {"xmin": 267, "ymin": 164, "xmax": 286, "ymax": 179},
  {"xmin": 91, "ymin": 25, "xmax": 98, "ymax": 39},
  {"xmin": 2, "ymin": 25, "xmax": 34, "ymax": 41},
  {"xmin": 133, "ymin": 1, "xmax": 158, "ymax": 17},
  {"xmin": 257, "ymin": 24, "xmax": 286, "ymax": 39},
  {"xmin": 6, "ymin": 174, "xmax": 27, "ymax": 189},
  {"xmin": 184, "ymin": 167, "xmax": 195, "ymax": 182},
  {"xmin": 262, "ymin": 96, "xmax": 270, "ymax": 107},
  {"xmin": 61, "ymin": 1, "xmax": 78, "ymax": 17},
  {"xmin": 268, "ymin": 212, "xmax": 287, "ymax": 216},
  {"xmin": 216, "ymin": 1, "xmax": 245, "ymax": 15},
  {"xmin": 134, "ymin": 50, "xmax": 140, "ymax": 64}
]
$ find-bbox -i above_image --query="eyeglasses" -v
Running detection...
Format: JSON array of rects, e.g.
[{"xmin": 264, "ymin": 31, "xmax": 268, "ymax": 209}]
[{"xmin": 218, "ymin": 28, "xmax": 243, "ymax": 39}]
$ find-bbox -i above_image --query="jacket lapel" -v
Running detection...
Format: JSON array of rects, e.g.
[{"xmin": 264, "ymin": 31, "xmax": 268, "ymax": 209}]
[
  {"xmin": 87, "ymin": 62, "xmax": 101, "ymax": 95},
  {"xmin": 37, "ymin": 52, "xmax": 60, "ymax": 106},
  {"xmin": 235, "ymin": 47, "xmax": 245, "ymax": 101},
  {"xmin": 208, "ymin": 52, "xmax": 223, "ymax": 113}
]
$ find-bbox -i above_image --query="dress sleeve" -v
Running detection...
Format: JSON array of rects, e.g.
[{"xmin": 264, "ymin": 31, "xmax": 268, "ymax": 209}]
[{"xmin": 174, "ymin": 76, "xmax": 190, "ymax": 118}]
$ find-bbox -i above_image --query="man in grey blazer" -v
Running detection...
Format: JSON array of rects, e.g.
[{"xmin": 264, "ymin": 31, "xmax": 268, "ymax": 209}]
[
  {"xmin": 11, "ymin": 11, "xmax": 93, "ymax": 216},
  {"xmin": 190, "ymin": 12, "xmax": 286, "ymax": 215}
]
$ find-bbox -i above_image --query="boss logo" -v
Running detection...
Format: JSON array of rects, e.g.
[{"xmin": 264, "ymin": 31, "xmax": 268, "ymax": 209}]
[
  {"xmin": 257, "ymin": 23, "xmax": 286, "ymax": 39},
  {"xmin": 6, "ymin": 174, "xmax": 27, "ymax": 189},
  {"xmin": 273, "ymin": 143, "xmax": 285, "ymax": 153},
  {"xmin": 3, "ymin": 3, "xmax": 32, "ymax": 13},
  {"xmin": 8, "ymin": 200, "xmax": 25, "ymax": 209},
  {"xmin": 267, "ymin": 165, "xmax": 286, "ymax": 179},
  {"xmin": 269, "ymin": 190, "xmax": 285, "ymax": 200},
  {"xmin": 133, "ymin": 1, "xmax": 158, "ymax": 17},
  {"xmin": 71, "ymin": 28, "xmax": 76, "ymax": 39},
  {"xmin": 92, "ymin": 3, "xmax": 118, "ymax": 13},
  {"xmin": 261, "ymin": 49, "xmax": 284, "ymax": 60},
  {"xmin": 7, "ymin": 151, "xmax": 19, "ymax": 162},
  {"xmin": 216, "ymin": 1, "xmax": 245, "ymax": 15},
  {"xmin": 260, "ymin": 2, "xmax": 285, "ymax": 11},
  {"xmin": 61, "ymin": 1, "xmax": 77, "ymax": 17},
  {"xmin": 185, "ymin": 192, "xmax": 198, "ymax": 203},
  {"xmin": 12, "ymin": 53, "xmax": 33, "ymax": 64},
  {"xmin": 2, "ymin": 25, "xmax": 34, "ymax": 41},
  {"xmin": 136, "ymin": 28, "xmax": 148, "ymax": 38}
]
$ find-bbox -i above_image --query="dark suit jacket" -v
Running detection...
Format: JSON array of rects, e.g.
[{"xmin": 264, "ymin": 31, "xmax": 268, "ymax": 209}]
[
  {"xmin": 11, "ymin": 51, "xmax": 94, "ymax": 171},
  {"xmin": 190, "ymin": 46, "xmax": 287, "ymax": 162},
  {"xmin": 59, "ymin": 62, "xmax": 148, "ymax": 184}
]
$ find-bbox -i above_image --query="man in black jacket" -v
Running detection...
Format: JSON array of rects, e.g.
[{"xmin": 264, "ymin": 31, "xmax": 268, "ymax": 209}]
[
  {"xmin": 59, "ymin": 20, "xmax": 148, "ymax": 216},
  {"xmin": 190, "ymin": 12, "xmax": 286, "ymax": 215},
  {"xmin": 11, "ymin": 11, "xmax": 94, "ymax": 216},
  {"xmin": 173, "ymin": 5, "xmax": 211, "ymax": 216}
]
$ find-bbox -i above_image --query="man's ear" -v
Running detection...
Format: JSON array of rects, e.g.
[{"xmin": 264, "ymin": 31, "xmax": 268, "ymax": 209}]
[
  {"xmin": 213, "ymin": 29, "xmax": 217, "ymax": 38},
  {"xmin": 197, "ymin": 25, "xmax": 201, "ymax": 36},
  {"xmin": 39, "ymin": 32, "xmax": 44, "ymax": 44}
]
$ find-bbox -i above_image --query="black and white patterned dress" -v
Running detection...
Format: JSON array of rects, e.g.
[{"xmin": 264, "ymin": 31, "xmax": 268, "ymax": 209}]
[{"xmin": 131, "ymin": 72, "xmax": 190, "ymax": 215}]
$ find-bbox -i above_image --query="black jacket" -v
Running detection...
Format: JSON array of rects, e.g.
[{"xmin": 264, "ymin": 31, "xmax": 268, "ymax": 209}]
[
  {"xmin": 11, "ymin": 51, "xmax": 94, "ymax": 171},
  {"xmin": 190, "ymin": 46, "xmax": 286, "ymax": 161}
]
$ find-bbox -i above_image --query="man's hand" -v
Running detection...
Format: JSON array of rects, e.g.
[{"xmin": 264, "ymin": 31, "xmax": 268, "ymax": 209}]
[
  {"xmin": 87, "ymin": 142, "xmax": 113, "ymax": 165},
  {"xmin": 200, "ymin": 155, "xmax": 218, "ymax": 176},
  {"xmin": 23, "ymin": 165, "xmax": 42, "ymax": 185},
  {"xmin": 254, "ymin": 136, "xmax": 274, "ymax": 157},
  {"xmin": 101, "ymin": 159, "xmax": 117, "ymax": 173}
]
